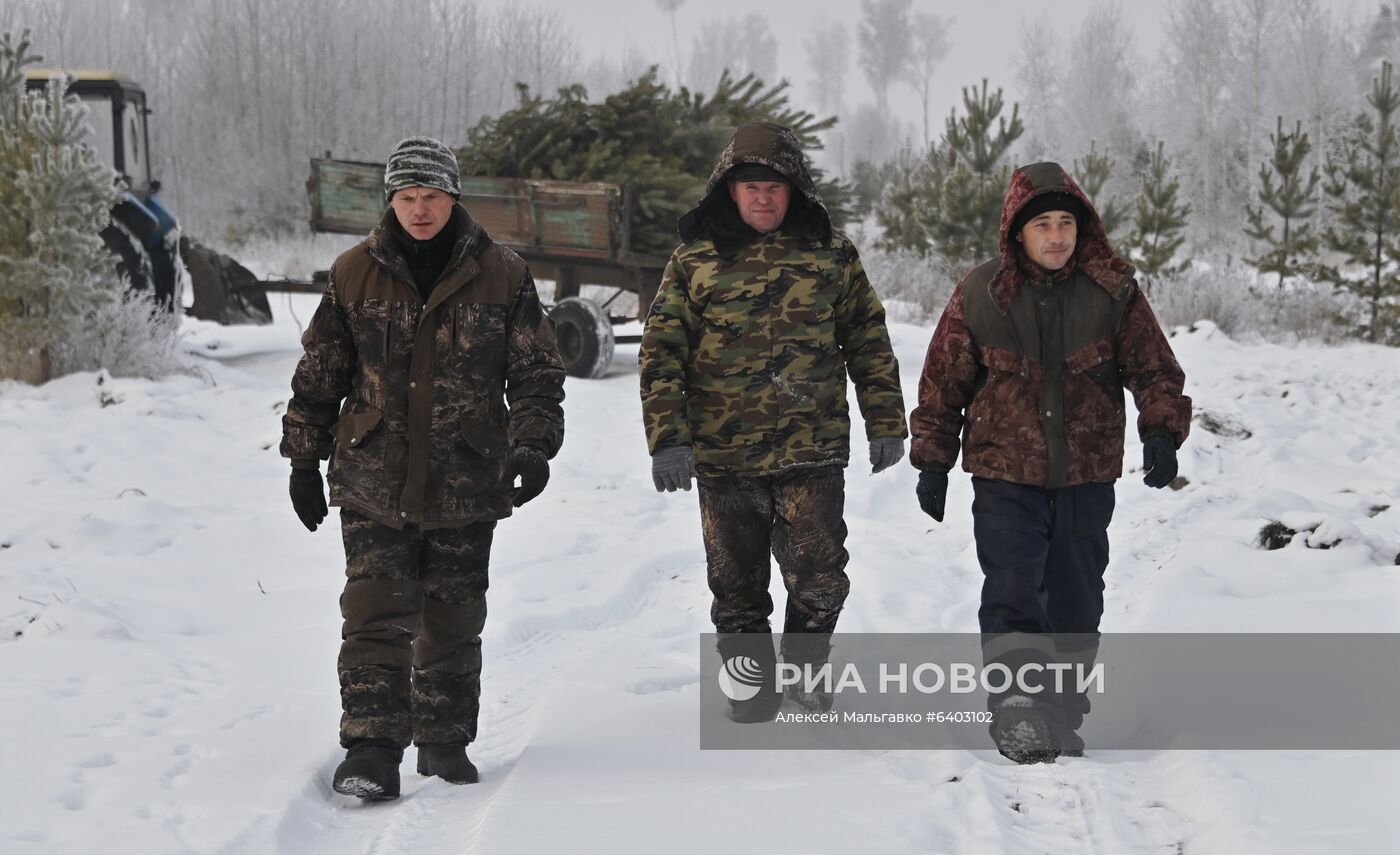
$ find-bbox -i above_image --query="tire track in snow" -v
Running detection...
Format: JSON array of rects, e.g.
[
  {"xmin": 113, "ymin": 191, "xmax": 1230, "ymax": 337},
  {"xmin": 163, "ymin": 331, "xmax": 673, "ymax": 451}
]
[
  {"xmin": 925, "ymin": 756, "xmax": 1192, "ymax": 854},
  {"xmin": 250, "ymin": 549, "xmax": 698, "ymax": 855}
]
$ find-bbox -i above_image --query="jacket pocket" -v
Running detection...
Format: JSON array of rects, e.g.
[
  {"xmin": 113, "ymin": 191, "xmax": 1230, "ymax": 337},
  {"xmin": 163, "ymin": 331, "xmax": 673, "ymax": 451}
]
[
  {"xmin": 981, "ymin": 345, "xmax": 1028, "ymax": 377},
  {"xmin": 454, "ymin": 302, "xmax": 508, "ymax": 354},
  {"xmin": 460, "ymin": 414, "xmax": 507, "ymax": 458},
  {"xmin": 334, "ymin": 408, "xmax": 384, "ymax": 449},
  {"xmin": 1062, "ymin": 340, "xmax": 1126, "ymax": 474},
  {"xmin": 970, "ymin": 346, "xmax": 1028, "ymax": 424},
  {"xmin": 1065, "ymin": 339, "xmax": 1120, "ymax": 390},
  {"xmin": 329, "ymin": 407, "xmax": 390, "ymax": 505},
  {"xmin": 966, "ymin": 346, "xmax": 1034, "ymax": 458}
]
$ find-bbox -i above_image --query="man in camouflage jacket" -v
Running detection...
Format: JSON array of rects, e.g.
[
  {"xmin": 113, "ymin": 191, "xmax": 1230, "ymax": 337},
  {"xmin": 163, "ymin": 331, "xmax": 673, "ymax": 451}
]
[
  {"xmin": 639, "ymin": 123, "xmax": 907, "ymax": 720},
  {"xmin": 909, "ymin": 161, "xmax": 1191, "ymax": 762},
  {"xmin": 281, "ymin": 137, "xmax": 565, "ymax": 799}
]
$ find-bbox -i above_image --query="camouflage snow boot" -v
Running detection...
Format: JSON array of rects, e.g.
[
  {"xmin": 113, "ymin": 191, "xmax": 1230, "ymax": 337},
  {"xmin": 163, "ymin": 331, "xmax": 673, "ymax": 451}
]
[
  {"xmin": 417, "ymin": 744, "xmax": 479, "ymax": 784},
  {"xmin": 332, "ymin": 743, "xmax": 403, "ymax": 800}
]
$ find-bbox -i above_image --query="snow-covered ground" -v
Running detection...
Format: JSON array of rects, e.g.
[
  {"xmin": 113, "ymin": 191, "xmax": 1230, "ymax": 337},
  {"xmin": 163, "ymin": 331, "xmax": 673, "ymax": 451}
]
[{"xmin": 2, "ymin": 290, "xmax": 1398, "ymax": 854}]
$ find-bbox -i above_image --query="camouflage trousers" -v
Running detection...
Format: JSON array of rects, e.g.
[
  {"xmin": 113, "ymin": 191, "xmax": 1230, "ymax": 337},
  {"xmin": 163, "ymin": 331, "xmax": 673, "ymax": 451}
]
[
  {"xmin": 337, "ymin": 508, "xmax": 493, "ymax": 750},
  {"xmin": 696, "ymin": 466, "xmax": 850, "ymax": 636}
]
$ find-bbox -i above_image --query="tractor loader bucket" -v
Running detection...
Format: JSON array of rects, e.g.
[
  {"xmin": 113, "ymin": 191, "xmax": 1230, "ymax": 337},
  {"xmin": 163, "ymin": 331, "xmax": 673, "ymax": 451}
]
[{"xmin": 181, "ymin": 237, "xmax": 274, "ymax": 325}]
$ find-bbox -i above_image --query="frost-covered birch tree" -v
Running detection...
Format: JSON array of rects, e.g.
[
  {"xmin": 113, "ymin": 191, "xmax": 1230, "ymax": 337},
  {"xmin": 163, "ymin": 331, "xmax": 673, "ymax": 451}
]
[
  {"xmin": 902, "ymin": 11, "xmax": 951, "ymax": 147},
  {"xmin": 804, "ymin": 21, "xmax": 847, "ymax": 117},
  {"xmin": 857, "ymin": 0, "xmax": 912, "ymax": 111},
  {"xmin": 686, "ymin": 14, "xmax": 778, "ymax": 95}
]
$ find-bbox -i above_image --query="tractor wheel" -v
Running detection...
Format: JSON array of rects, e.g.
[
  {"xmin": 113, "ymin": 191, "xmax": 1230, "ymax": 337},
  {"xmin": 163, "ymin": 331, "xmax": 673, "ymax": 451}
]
[
  {"xmin": 549, "ymin": 296, "xmax": 614, "ymax": 379},
  {"xmin": 101, "ymin": 218, "xmax": 156, "ymax": 301},
  {"xmin": 148, "ymin": 239, "xmax": 184, "ymax": 312}
]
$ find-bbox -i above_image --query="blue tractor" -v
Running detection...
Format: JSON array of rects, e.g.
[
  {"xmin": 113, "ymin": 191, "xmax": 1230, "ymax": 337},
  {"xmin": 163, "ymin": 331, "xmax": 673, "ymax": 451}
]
[{"xmin": 24, "ymin": 69, "xmax": 271, "ymax": 324}]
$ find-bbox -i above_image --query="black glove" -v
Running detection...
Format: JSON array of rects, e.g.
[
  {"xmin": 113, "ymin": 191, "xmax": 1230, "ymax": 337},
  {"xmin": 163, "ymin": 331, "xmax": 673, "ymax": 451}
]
[
  {"xmin": 289, "ymin": 467, "xmax": 328, "ymax": 532},
  {"xmin": 511, "ymin": 445, "xmax": 550, "ymax": 507},
  {"xmin": 1142, "ymin": 432, "xmax": 1178, "ymax": 489},
  {"xmin": 916, "ymin": 469, "xmax": 948, "ymax": 522}
]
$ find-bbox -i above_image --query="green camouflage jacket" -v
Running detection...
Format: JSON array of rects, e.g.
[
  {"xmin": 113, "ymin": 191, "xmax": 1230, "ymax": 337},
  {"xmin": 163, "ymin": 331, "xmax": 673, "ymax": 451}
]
[
  {"xmin": 639, "ymin": 229, "xmax": 907, "ymax": 475},
  {"xmin": 281, "ymin": 205, "xmax": 565, "ymax": 528}
]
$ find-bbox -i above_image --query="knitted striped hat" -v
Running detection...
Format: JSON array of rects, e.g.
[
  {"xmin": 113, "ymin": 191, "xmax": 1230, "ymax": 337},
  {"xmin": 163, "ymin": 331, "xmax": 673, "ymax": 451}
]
[{"xmin": 384, "ymin": 136, "xmax": 461, "ymax": 199}]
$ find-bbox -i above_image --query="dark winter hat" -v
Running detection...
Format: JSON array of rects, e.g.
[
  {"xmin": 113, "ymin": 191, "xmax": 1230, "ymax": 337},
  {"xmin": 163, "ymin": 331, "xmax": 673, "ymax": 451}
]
[
  {"xmin": 384, "ymin": 136, "xmax": 461, "ymax": 200},
  {"xmin": 1011, "ymin": 191, "xmax": 1086, "ymax": 235},
  {"xmin": 727, "ymin": 163, "xmax": 790, "ymax": 185}
]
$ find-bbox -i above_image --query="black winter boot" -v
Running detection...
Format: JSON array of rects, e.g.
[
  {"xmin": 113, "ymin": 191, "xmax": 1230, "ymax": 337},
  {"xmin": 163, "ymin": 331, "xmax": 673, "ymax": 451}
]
[
  {"xmin": 416, "ymin": 744, "xmax": 479, "ymax": 784},
  {"xmin": 332, "ymin": 743, "xmax": 403, "ymax": 800},
  {"xmin": 780, "ymin": 630, "xmax": 836, "ymax": 713},
  {"xmin": 717, "ymin": 632, "xmax": 782, "ymax": 723},
  {"xmin": 1059, "ymin": 729, "xmax": 1085, "ymax": 758},
  {"xmin": 990, "ymin": 696, "xmax": 1061, "ymax": 765}
]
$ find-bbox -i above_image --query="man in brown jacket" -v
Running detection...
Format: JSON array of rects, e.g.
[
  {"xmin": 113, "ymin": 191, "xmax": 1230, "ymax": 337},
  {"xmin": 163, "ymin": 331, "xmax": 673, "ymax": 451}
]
[
  {"xmin": 909, "ymin": 162, "xmax": 1190, "ymax": 764},
  {"xmin": 280, "ymin": 136, "xmax": 565, "ymax": 800}
]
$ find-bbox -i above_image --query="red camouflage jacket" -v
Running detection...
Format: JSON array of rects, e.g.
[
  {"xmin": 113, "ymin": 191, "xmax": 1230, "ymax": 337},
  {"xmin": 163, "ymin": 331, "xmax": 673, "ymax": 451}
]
[{"xmin": 909, "ymin": 162, "xmax": 1191, "ymax": 488}]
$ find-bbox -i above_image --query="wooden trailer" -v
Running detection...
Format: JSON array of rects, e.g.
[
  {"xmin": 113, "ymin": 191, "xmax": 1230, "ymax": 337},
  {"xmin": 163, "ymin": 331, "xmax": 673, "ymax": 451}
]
[{"xmin": 306, "ymin": 157, "xmax": 669, "ymax": 377}]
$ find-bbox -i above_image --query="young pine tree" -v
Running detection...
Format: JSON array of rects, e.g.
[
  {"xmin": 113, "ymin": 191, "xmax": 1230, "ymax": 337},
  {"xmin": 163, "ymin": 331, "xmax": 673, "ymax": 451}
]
[
  {"xmin": 939, "ymin": 80, "xmax": 1023, "ymax": 265},
  {"xmin": 1320, "ymin": 61, "xmax": 1400, "ymax": 343},
  {"xmin": 1244, "ymin": 117, "xmax": 1322, "ymax": 289},
  {"xmin": 1126, "ymin": 141, "xmax": 1191, "ymax": 286},
  {"xmin": 1073, "ymin": 140, "xmax": 1126, "ymax": 244},
  {"xmin": 0, "ymin": 31, "xmax": 121, "ymax": 383},
  {"xmin": 873, "ymin": 147, "xmax": 943, "ymax": 256}
]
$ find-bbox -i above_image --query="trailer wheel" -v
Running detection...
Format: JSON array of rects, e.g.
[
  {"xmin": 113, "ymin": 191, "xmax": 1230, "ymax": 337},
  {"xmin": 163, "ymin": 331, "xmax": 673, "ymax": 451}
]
[{"xmin": 550, "ymin": 296, "xmax": 614, "ymax": 379}]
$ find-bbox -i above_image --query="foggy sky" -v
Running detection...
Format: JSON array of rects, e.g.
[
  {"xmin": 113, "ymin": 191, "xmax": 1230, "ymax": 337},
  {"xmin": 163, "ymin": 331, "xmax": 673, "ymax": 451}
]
[{"xmin": 549, "ymin": 0, "xmax": 1374, "ymax": 136}]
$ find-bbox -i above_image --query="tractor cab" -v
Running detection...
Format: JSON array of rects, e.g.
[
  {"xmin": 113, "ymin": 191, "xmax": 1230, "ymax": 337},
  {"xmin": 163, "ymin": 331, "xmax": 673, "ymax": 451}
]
[{"xmin": 25, "ymin": 69, "xmax": 154, "ymax": 193}]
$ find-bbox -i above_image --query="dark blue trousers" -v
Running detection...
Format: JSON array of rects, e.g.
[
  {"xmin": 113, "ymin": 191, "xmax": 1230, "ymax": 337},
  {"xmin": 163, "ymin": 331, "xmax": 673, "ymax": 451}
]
[
  {"xmin": 972, "ymin": 476, "xmax": 1115, "ymax": 634},
  {"xmin": 971, "ymin": 477, "xmax": 1116, "ymax": 731}
]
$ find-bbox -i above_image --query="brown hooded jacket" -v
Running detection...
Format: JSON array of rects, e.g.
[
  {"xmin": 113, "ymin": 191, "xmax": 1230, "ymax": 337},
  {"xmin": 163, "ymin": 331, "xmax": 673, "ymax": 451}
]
[{"xmin": 281, "ymin": 204, "xmax": 565, "ymax": 528}]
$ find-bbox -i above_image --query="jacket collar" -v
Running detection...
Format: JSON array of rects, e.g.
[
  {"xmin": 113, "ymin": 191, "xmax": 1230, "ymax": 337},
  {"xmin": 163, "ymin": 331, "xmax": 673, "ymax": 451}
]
[{"xmin": 366, "ymin": 202, "xmax": 490, "ymax": 294}]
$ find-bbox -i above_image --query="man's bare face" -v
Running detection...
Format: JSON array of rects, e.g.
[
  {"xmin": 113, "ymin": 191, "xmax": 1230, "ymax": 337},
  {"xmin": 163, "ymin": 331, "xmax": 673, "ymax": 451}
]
[
  {"xmin": 1018, "ymin": 211, "xmax": 1078, "ymax": 271},
  {"xmin": 391, "ymin": 186, "xmax": 455, "ymax": 240},
  {"xmin": 728, "ymin": 179, "xmax": 791, "ymax": 234}
]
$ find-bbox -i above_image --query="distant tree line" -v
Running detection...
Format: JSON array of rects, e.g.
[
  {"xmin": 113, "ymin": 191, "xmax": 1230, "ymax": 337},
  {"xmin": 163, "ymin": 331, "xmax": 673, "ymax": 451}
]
[
  {"xmin": 870, "ymin": 60, "xmax": 1400, "ymax": 343},
  {"xmin": 2, "ymin": 0, "xmax": 593, "ymax": 243}
]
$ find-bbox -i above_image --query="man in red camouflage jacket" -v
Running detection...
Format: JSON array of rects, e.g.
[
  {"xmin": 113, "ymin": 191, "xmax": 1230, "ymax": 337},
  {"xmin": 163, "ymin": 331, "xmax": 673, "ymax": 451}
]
[{"xmin": 909, "ymin": 161, "xmax": 1191, "ymax": 763}]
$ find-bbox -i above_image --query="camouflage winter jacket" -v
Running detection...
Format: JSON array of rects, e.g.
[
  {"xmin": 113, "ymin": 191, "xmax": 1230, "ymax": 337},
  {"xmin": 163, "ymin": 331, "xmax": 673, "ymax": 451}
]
[
  {"xmin": 909, "ymin": 162, "xmax": 1191, "ymax": 488},
  {"xmin": 640, "ymin": 123, "xmax": 906, "ymax": 476},
  {"xmin": 640, "ymin": 230, "xmax": 906, "ymax": 475},
  {"xmin": 281, "ymin": 205, "xmax": 565, "ymax": 528}
]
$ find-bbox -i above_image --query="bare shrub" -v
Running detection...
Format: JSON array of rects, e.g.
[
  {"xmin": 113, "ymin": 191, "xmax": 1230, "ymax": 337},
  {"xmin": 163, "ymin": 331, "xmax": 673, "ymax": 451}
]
[{"xmin": 51, "ymin": 289, "xmax": 198, "ymax": 380}]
